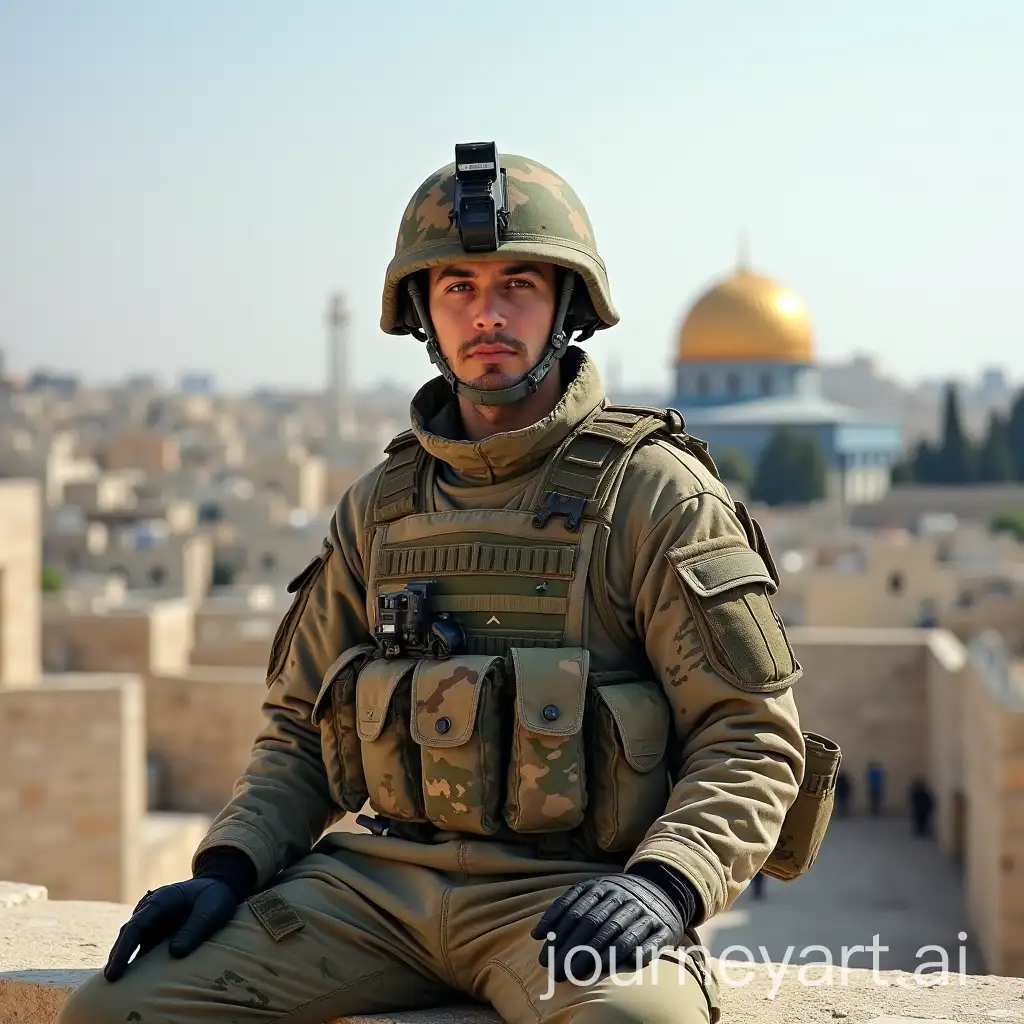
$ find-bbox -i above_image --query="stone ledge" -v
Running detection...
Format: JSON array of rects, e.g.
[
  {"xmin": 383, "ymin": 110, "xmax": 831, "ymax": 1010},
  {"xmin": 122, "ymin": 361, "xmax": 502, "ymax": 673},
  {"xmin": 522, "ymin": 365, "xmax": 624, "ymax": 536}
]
[
  {"xmin": 0, "ymin": 882, "xmax": 48, "ymax": 910},
  {"xmin": 2, "ymin": 894, "xmax": 1023, "ymax": 1023}
]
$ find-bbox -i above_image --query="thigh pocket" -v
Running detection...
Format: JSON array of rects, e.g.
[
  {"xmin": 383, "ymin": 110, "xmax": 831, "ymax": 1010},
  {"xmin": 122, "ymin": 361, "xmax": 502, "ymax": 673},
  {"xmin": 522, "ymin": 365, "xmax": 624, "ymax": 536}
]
[
  {"xmin": 355, "ymin": 657, "xmax": 425, "ymax": 821},
  {"xmin": 410, "ymin": 655, "xmax": 507, "ymax": 836},
  {"xmin": 311, "ymin": 643, "xmax": 377, "ymax": 813},
  {"xmin": 586, "ymin": 679, "xmax": 671, "ymax": 853},
  {"xmin": 503, "ymin": 647, "xmax": 589, "ymax": 834}
]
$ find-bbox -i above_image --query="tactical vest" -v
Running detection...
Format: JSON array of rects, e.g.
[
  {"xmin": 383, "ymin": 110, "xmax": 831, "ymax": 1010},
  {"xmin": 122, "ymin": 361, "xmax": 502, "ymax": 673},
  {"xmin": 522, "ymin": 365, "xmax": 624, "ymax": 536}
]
[{"xmin": 311, "ymin": 402, "xmax": 840, "ymax": 875}]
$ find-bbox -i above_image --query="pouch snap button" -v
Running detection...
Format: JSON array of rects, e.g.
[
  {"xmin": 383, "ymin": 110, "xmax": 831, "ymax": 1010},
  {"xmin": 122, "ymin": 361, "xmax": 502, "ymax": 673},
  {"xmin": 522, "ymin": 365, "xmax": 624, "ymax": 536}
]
[
  {"xmin": 436, "ymin": 716, "xmax": 452, "ymax": 734},
  {"xmin": 542, "ymin": 704, "xmax": 560, "ymax": 722}
]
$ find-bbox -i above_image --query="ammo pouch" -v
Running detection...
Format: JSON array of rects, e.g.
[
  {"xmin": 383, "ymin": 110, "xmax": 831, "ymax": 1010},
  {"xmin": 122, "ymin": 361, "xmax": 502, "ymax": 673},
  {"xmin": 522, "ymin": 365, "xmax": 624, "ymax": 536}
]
[
  {"xmin": 585, "ymin": 676, "xmax": 672, "ymax": 853},
  {"xmin": 504, "ymin": 647, "xmax": 590, "ymax": 834},
  {"xmin": 410, "ymin": 655, "xmax": 507, "ymax": 835},
  {"xmin": 311, "ymin": 644, "xmax": 378, "ymax": 813},
  {"xmin": 761, "ymin": 731, "xmax": 842, "ymax": 881}
]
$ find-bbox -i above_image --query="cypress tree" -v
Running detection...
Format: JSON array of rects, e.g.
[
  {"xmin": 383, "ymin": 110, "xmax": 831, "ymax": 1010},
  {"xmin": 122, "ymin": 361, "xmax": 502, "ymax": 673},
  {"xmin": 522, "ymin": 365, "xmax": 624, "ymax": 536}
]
[
  {"xmin": 1008, "ymin": 388, "xmax": 1024, "ymax": 480},
  {"xmin": 977, "ymin": 411, "xmax": 1015, "ymax": 482},
  {"xmin": 936, "ymin": 382, "xmax": 974, "ymax": 484}
]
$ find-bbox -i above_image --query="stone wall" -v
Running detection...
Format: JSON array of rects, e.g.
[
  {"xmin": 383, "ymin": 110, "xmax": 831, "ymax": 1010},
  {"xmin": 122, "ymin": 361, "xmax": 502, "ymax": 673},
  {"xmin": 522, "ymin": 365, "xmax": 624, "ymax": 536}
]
[
  {"xmin": 0, "ymin": 479, "xmax": 41, "ymax": 686},
  {"xmin": 43, "ymin": 599, "xmax": 193, "ymax": 675},
  {"xmin": 788, "ymin": 627, "xmax": 933, "ymax": 814},
  {"xmin": 145, "ymin": 667, "xmax": 266, "ymax": 811},
  {"xmin": 962, "ymin": 633, "xmax": 1024, "ymax": 976},
  {"xmin": 0, "ymin": 676, "xmax": 144, "ymax": 903}
]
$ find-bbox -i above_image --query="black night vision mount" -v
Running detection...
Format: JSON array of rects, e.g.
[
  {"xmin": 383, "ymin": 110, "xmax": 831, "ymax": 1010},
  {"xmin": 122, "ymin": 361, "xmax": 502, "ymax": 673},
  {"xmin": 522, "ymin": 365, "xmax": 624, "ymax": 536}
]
[{"xmin": 450, "ymin": 141, "xmax": 510, "ymax": 253}]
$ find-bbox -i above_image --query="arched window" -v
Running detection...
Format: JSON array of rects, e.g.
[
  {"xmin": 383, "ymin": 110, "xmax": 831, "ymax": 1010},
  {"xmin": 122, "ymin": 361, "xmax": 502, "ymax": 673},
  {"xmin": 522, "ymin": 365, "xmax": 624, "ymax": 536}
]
[
  {"xmin": 760, "ymin": 372, "xmax": 774, "ymax": 396},
  {"xmin": 727, "ymin": 373, "xmax": 741, "ymax": 396}
]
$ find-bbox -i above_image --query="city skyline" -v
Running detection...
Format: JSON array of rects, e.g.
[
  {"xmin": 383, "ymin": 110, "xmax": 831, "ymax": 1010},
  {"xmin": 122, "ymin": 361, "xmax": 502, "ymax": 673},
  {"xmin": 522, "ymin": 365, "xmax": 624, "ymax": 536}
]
[{"xmin": 2, "ymin": 1, "xmax": 1022, "ymax": 392}]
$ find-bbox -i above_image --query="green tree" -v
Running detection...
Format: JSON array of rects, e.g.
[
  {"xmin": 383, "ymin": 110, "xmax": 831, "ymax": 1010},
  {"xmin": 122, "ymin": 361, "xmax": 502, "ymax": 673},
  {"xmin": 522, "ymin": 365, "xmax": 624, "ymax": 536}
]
[
  {"xmin": 1008, "ymin": 388, "xmax": 1024, "ymax": 480},
  {"xmin": 977, "ymin": 411, "xmax": 1015, "ymax": 482},
  {"xmin": 716, "ymin": 447, "xmax": 752, "ymax": 486},
  {"xmin": 990, "ymin": 509, "xmax": 1024, "ymax": 542},
  {"xmin": 890, "ymin": 457, "xmax": 915, "ymax": 484},
  {"xmin": 933, "ymin": 382, "xmax": 974, "ymax": 484},
  {"xmin": 751, "ymin": 427, "xmax": 829, "ymax": 506},
  {"xmin": 211, "ymin": 562, "xmax": 236, "ymax": 587},
  {"xmin": 41, "ymin": 566, "xmax": 62, "ymax": 592}
]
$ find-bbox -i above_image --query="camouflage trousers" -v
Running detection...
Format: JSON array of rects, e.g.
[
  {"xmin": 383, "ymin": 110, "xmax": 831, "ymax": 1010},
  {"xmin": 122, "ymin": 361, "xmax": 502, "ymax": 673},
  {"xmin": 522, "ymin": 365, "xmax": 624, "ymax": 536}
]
[{"xmin": 59, "ymin": 832, "xmax": 720, "ymax": 1024}]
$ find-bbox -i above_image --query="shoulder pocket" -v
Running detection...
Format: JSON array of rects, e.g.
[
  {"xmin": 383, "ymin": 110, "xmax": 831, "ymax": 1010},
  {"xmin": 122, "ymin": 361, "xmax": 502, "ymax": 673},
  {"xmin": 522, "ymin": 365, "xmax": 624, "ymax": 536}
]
[
  {"xmin": 504, "ymin": 648, "xmax": 589, "ymax": 834},
  {"xmin": 666, "ymin": 540, "xmax": 800, "ymax": 693},
  {"xmin": 311, "ymin": 644, "xmax": 376, "ymax": 813},
  {"xmin": 410, "ymin": 655, "xmax": 506, "ymax": 836},
  {"xmin": 267, "ymin": 539, "xmax": 332, "ymax": 684},
  {"xmin": 585, "ymin": 679, "xmax": 672, "ymax": 852}
]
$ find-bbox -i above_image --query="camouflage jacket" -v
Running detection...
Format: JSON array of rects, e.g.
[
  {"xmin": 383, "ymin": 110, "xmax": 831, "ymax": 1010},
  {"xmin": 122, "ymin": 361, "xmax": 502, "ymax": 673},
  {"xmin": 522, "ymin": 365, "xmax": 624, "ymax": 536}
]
[{"xmin": 192, "ymin": 349, "xmax": 805, "ymax": 925}]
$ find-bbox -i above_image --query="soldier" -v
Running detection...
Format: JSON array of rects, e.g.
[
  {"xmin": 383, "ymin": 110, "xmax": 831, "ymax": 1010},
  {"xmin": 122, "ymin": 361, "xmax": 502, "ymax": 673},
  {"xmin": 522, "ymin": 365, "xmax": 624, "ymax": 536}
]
[{"xmin": 61, "ymin": 145, "xmax": 810, "ymax": 1024}]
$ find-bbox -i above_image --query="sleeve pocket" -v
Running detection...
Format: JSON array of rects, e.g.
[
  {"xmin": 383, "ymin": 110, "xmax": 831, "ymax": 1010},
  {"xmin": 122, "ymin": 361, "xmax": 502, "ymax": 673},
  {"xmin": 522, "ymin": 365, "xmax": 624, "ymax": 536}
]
[
  {"xmin": 266, "ymin": 539, "xmax": 332, "ymax": 684},
  {"xmin": 666, "ymin": 541, "xmax": 801, "ymax": 693}
]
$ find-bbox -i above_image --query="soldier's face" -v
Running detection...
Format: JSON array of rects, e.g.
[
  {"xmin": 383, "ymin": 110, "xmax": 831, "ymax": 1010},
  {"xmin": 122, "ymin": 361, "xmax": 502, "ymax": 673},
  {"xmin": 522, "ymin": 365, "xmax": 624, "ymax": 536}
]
[{"xmin": 427, "ymin": 260, "xmax": 558, "ymax": 390}]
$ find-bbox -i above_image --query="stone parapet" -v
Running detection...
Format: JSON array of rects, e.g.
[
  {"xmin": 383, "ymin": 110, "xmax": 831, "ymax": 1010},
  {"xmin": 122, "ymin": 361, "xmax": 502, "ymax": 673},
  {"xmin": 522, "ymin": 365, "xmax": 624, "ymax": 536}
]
[{"xmin": 2, "ymin": 889, "xmax": 1023, "ymax": 1024}]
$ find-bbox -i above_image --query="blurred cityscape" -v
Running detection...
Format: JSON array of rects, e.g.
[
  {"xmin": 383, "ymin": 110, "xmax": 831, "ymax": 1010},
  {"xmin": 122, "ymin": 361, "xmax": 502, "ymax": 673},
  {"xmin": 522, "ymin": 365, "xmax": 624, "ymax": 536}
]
[{"xmin": 1, "ymin": 263, "xmax": 1023, "ymax": 982}]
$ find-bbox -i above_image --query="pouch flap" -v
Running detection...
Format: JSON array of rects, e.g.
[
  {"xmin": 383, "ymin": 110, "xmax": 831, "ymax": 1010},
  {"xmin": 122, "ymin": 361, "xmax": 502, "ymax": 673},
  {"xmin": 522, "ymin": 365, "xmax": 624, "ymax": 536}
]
[
  {"xmin": 311, "ymin": 644, "xmax": 377, "ymax": 725},
  {"xmin": 595, "ymin": 680, "xmax": 670, "ymax": 772},
  {"xmin": 410, "ymin": 655, "xmax": 503, "ymax": 748},
  {"xmin": 802, "ymin": 731, "xmax": 842, "ymax": 794},
  {"xmin": 510, "ymin": 647, "xmax": 589, "ymax": 736},
  {"xmin": 355, "ymin": 657, "xmax": 417, "ymax": 741},
  {"xmin": 668, "ymin": 543, "xmax": 777, "ymax": 598}
]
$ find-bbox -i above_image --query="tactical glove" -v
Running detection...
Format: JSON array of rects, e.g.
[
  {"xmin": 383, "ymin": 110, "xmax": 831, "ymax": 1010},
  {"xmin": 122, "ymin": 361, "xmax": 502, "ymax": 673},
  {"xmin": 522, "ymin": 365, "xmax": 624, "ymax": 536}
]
[
  {"xmin": 531, "ymin": 872, "xmax": 688, "ymax": 983},
  {"xmin": 104, "ymin": 848, "xmax": 257, "ymax": 981}
]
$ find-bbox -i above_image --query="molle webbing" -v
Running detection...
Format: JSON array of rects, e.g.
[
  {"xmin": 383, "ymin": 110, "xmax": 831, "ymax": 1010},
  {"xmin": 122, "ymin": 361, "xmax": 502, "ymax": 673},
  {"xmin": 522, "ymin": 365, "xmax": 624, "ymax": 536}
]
[
  {"xmin": 527, "ymin": 405, "xmax": 683, "ymax": 528},
  {"xmin": 378, "ymin": 542, "xmax": 577, "ymax": 580},
  {"xmin": 373, "ymin": 430, "xmax": 429, "ymax": 524},
  {"xmin": 371, "ymin": 404, "xmax": 685, "ymax": 527}
]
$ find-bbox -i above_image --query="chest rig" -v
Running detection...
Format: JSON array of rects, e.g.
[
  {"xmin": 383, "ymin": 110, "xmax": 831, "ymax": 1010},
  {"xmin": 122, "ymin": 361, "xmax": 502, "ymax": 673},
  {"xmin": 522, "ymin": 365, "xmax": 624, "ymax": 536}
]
[
  {"xmin": 314, "ymin": 403, "xmax": 725, "ymax": 858},
  {"xmin": 364, "ymin": 402, "xmax": 689, "ymax": 658}
]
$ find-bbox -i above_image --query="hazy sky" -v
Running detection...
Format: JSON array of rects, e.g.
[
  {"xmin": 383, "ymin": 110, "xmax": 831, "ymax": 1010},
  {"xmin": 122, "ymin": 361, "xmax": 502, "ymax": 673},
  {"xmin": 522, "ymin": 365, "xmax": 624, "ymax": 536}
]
[{"xmin": 2, "ymin": 1, "xmax": 1022, "ymax": 395}]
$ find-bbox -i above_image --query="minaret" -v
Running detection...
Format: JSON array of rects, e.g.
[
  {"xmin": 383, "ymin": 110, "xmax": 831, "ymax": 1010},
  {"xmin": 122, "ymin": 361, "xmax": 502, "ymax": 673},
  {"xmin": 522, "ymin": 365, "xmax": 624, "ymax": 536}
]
[{"xmin": 325, "ymin": 293, "xmax": 349, "ymax": 441}]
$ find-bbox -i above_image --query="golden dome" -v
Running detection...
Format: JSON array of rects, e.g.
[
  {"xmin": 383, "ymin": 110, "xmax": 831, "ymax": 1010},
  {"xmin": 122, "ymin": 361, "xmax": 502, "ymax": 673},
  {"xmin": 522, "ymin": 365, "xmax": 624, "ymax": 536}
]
[{"xmin": 676, "ymin": 267, "xmax": 814, "ymax": 364}]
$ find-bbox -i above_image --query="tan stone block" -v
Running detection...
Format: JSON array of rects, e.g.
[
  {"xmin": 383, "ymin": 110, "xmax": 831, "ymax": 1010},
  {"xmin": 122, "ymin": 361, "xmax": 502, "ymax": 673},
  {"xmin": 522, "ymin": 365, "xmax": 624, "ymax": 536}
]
[
  {"xmin": 71, "ymin": 814, "xmax": 120, "ymax": 840},
  {"xmin": 1004, "ymin": 760, "xmax": 1024, "ymax": 790},
  {"xmin": 18, "ymin": 783, "xmax": 47, "ymax": 809}
]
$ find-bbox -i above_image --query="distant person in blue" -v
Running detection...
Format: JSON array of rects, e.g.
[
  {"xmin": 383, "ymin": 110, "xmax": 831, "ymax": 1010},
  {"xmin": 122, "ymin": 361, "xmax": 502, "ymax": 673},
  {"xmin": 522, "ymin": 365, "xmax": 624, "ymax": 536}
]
[{"xmin": 867, "ymin": 762, "xmax": 886, "ymax": 817}]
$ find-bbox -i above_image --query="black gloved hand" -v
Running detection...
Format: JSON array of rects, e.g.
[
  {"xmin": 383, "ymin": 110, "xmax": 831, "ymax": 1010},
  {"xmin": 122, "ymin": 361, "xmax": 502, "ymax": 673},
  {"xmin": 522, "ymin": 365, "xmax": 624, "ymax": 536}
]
[
  {"xmin": 531, "ymin": 872, "xmax": 687, "ymax": 983},
  {"xmin": 104, "ymin": 849, "xmax": 257, "ymax": 982}
]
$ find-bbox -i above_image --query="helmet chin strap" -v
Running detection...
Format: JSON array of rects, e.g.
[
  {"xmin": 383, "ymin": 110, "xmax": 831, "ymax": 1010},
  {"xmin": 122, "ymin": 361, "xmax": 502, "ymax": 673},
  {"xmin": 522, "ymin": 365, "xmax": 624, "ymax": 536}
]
[{"xmin": 405, "ymin": 271, "xmax": 577, "ymax": 407}]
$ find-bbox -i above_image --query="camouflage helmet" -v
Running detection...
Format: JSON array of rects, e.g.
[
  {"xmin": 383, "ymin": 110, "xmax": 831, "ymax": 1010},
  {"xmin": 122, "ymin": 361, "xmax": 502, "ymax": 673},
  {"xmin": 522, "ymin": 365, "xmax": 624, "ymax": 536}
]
[{"xmin": 380, "ymin": 147, "xmax": 619, "ymax": 406}]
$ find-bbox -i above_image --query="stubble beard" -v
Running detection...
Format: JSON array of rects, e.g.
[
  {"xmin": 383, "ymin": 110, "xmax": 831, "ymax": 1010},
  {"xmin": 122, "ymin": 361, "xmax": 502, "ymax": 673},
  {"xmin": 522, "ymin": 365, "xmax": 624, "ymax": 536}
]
[{"xmin": 457, "ymin": 332, "xmax": 531, "ymax": 392}]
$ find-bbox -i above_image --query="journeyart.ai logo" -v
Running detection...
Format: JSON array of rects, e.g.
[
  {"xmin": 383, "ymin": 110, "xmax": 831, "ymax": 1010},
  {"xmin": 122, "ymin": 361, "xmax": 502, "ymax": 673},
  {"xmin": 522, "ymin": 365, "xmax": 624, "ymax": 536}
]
[{"xmin": 538, "ymin": 933, "xmax": 972, "ymax": 1001}]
